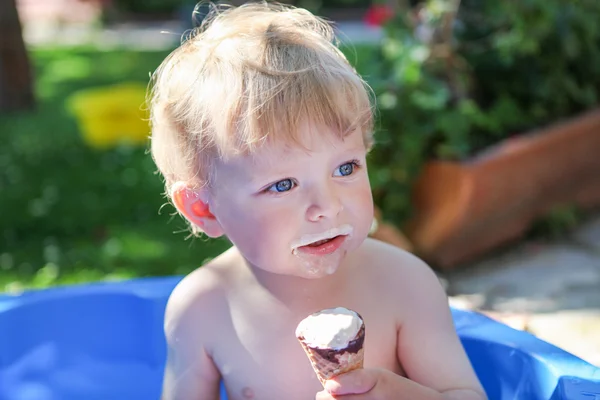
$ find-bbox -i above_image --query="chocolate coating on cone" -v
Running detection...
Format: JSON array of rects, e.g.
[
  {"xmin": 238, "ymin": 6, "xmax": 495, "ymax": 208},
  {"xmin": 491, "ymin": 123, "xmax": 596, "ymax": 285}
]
[{"xmin": 299, "ymin": 324, "xmax": 365, "ymax": 361}]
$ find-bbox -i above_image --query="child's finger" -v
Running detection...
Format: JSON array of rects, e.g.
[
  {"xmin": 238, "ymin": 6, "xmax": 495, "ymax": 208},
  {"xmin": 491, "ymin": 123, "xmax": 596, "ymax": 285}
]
[
  {"xmin": 324, "ymin": 369, "xmax": 377, "ymax": 395},
  {"xmin": 315, "ymin": 390, "xmax": 336, "ymax": 400}
]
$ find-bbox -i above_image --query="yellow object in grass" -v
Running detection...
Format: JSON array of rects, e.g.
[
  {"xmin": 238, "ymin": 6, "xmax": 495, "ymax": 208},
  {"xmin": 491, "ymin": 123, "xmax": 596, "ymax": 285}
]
[{"xmin": 67, "ymin": 83, "xmax": 149, "ymax": 149}]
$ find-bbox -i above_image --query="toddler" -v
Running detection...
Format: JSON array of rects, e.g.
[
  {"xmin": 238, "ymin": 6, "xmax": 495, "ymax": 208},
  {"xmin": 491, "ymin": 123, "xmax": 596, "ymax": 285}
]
[{"xmin": 148, "ymin": 2, "xmax": 486, "ymax": 399}]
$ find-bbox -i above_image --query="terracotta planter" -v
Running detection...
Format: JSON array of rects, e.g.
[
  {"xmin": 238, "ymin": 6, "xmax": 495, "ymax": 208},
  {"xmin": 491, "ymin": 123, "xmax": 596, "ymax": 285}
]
[{"xmin": 406, "ymin": 108, "xmax": 600, "ymax": 269}]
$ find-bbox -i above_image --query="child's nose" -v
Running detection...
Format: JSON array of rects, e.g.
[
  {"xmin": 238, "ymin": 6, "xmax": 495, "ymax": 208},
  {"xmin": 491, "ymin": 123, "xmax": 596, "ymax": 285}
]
[{"xmin": 306, "ymin": 185, "xmax": 343, "ymax": 222}]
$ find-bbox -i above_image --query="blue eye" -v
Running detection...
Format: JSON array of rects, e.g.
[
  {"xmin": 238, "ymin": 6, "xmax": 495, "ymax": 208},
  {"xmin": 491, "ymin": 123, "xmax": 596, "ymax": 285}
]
[
  {"xmin": 268, "ymin": 179, "xmax": 294, "ymax": 193},
  {"xmin": 334, "ymin": 161, "xmax": 358, "ymax": 177}
]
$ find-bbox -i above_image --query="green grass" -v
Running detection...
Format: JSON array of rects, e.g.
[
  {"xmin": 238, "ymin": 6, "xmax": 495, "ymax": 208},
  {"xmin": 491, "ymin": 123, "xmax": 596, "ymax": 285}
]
[{"xmin": 0, "ymin": 43, "xmax": 377, "ymax": 292}]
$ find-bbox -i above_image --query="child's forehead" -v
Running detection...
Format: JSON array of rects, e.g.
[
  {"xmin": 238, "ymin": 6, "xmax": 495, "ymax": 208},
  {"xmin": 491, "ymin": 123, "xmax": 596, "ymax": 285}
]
[
  {"xmin": 270, "ymin": 121, "xmax": 359, "ymax": 151},
  {"xmin": 253, "ymin": 127, "xmax": 354, "ymax": 162},
  {"xmin": 220, "ymin": 140, "xmax": 317, "ymax": 172},
  {"xmin": 226, "ymin": 126, "xmax": 361, "ymax": 168}
]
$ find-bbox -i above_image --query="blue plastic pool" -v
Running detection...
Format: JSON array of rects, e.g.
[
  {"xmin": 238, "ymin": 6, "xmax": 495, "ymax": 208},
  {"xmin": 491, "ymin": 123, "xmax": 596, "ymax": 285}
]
[{"xmin": 0, "ymin": 276, "xmax": 598, "ymax": 400}]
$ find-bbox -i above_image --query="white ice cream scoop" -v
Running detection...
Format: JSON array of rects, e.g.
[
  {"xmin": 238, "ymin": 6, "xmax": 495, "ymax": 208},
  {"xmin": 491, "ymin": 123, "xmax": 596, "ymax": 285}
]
[{"xmin": 295, "ymin": 307, "xmax": 363, "ymax": 350}]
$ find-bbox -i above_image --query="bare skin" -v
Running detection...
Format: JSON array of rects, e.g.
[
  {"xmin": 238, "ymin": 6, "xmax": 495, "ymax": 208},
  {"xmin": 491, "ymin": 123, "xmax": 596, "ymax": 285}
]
[
  {"xmin": 161, "ymin": 126, "xmax": 485, "ymax": 399},
  {"xmin": 162, "ymin": 239, "xmax": 484, "ymax": 400}
]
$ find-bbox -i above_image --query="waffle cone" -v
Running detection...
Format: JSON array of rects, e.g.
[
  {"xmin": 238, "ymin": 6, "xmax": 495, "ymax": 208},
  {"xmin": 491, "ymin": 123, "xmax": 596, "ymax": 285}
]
[{"xmin": 297, "ymin": 323, "xmax": 365, "ymax": 387}]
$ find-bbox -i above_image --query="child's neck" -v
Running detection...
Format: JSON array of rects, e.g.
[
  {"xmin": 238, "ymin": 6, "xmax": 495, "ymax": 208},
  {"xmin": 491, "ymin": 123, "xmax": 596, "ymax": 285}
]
[{"xmin": 245, "ymin": 259, "xmax": 351, "ymax": 310}]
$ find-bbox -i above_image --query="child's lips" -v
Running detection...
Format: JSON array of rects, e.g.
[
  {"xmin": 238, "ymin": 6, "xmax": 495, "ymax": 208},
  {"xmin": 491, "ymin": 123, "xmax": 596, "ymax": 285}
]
[{"xmin": 294, "ymin": 235, "xmax": 347, "ymax": 256}]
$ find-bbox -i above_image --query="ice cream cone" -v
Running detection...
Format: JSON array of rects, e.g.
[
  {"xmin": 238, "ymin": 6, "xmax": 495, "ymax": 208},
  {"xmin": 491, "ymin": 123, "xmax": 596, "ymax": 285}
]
[{"xmin": 295, "ymin": 308, "xmax": 365, "ymax": 387}]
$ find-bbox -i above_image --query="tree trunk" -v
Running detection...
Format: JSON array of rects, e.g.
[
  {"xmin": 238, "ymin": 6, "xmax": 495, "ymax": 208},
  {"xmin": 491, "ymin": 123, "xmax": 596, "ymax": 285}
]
[{"xmin": 0, "ymin": 0, "xmax": 35, "ymax": 112}]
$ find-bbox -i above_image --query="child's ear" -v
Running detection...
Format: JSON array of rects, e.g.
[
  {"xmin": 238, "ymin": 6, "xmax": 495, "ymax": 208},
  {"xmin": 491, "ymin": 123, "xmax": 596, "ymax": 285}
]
[{"xmin": 171, "ymin": 182, "xmax": 224, "ymax": 238}]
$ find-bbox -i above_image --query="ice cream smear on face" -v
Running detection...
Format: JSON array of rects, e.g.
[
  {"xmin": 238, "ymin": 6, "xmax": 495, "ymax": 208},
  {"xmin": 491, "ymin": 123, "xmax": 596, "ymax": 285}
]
[
  {"xmin": 295, "ymin": 307, "xmax": 363, "ymax": 350},
  {"xmin": 291, "ymin": 224, "xmax": 353, "ymax": 254}
]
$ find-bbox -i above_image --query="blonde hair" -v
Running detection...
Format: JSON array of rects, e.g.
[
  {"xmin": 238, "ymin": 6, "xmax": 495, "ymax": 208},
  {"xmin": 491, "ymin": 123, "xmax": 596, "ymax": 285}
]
[{"xmin": 148, "ymin": 1, "xmax": 374, "ymax": 196}]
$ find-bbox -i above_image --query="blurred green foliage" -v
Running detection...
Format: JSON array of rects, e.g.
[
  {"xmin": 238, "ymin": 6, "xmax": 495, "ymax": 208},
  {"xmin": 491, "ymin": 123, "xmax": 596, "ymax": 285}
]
[
  {"xmin": 0, "ymin": 44, "xmax": 376, "ymax": 292},
  {"xmin": 0, "ymin": 48, "xmax": 232, "ymax": 291},
  {"xmin": 528, "ymin": 204, "xmax": 587, "ymax": 240},
  {"xmin": 367, "ymin": 0, "xmax": 600, "ymax": 227}
]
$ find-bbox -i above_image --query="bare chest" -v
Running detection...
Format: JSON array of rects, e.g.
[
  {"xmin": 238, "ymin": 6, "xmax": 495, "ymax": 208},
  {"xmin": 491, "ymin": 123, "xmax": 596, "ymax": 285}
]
[{"xmin": 210, "ymin": 304, "xmax": 402, "ymax": 400}]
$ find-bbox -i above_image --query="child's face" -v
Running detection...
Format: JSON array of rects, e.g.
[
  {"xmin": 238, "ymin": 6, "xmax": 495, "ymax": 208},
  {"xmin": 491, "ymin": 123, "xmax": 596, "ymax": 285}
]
[{"xmin": 208, "ymin": 123, "xmax": 374, "ymax": 279}]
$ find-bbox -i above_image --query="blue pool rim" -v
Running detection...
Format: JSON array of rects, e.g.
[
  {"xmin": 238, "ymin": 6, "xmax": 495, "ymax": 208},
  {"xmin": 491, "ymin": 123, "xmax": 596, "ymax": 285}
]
[{"xmin": 0, "ymin": 276, "xmax": 599, "ymax": 400}]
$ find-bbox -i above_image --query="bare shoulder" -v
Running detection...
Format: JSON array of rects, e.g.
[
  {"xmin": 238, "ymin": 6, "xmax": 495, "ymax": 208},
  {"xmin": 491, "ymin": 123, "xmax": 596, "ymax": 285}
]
[
  {"xmin": 355, "ymin": 240, "xmax": 484, "ymax": 395},
  {"xmin": 161, "ymin": 248, "xmax": 240, "ymax": 399},
  {"xmin": 357, "ymin": 238, "xmax": 441, "ymax": 287},
  {"xmin": 164, "ymin": 247, "xmax": 238, "ymax": 339},
  {"xmin": 354, "ymin": 238, "xmax": 447, "ymax": 310}
]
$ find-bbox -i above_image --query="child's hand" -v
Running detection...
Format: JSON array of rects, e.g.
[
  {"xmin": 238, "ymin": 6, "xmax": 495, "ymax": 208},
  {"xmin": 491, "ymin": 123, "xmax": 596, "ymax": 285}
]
[
  {"xmin": 315, "ymin": 368, "xmax": 443, "ymax": 400},
  {"xmin": 315, "ymin": 368, "xmax": 387, "ymax": 399}
]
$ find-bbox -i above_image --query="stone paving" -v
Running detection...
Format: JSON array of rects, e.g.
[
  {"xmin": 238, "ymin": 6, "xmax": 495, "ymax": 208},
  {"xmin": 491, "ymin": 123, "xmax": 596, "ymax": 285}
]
[{"xmin": 445, "ymin": 213, "xmax": 600, "ymax": 367}]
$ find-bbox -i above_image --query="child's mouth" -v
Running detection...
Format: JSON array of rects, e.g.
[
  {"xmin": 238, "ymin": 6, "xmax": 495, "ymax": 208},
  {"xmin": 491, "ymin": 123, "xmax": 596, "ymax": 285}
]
[
  {"xmin": 307, "ymin": 237, "xmax": 335, "ymax": 247},
  {"xmin": 296, "ymin": 235, "xmax": 346, "ymax": 255}
]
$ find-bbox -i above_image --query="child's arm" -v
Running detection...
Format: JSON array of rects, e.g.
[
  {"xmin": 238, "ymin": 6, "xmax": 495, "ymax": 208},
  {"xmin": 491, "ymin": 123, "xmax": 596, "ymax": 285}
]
[
  {"xmin": 161, "ymin": 274, "xmax": 222, "ymax": 400},
  {"xmin": 394, "ymin": 257, "xmax": 485, "ymax": 398},
  {"xmin": 317, "ymin": 251, "xmax": 486, "ymax": 399},
  {"xmin": 161, "ymin": 343, "xmax": 221, "ymax": 400}
]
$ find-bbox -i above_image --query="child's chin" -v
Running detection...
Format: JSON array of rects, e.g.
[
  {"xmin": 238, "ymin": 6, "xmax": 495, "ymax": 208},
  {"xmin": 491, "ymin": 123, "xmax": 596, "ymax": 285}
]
[
  {"xmin": 297, "ymin": 268, "xmax": 338, "ymax": 280},
  {"xmin": 292, "ymin": 250, "xmax": 345, "ymax": 279}
]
